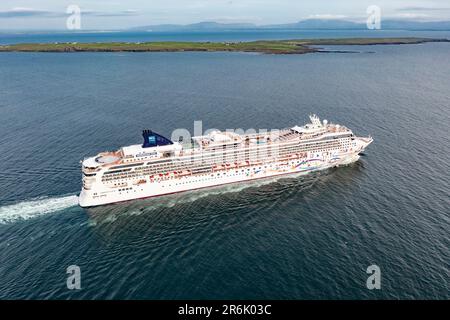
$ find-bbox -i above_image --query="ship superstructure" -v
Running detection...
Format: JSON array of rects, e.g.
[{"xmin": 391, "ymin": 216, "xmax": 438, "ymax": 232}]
[{"xmin": 79, "ymin": 115, "xmax": 372, "ymax": 207}]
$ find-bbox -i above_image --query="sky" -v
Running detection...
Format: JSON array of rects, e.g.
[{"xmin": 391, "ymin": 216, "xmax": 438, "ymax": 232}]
[{"xmin": 1, "ymin": 0, "xmax": 450, "ymax": 30}]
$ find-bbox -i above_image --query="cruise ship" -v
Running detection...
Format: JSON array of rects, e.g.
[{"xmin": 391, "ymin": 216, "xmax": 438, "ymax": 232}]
[{"xmin": 79, "ymin": 115, "xmax": 372, "ymax": 207}]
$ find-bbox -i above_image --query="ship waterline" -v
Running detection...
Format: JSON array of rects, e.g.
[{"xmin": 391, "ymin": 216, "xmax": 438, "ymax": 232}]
[{"xmin": 79, "ymin": 115, "xmax": 372, "ymax": 207}]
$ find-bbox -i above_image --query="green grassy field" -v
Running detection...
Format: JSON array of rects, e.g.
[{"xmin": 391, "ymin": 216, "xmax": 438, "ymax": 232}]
[{"xmin": 0, "ymin": 38, "xmax": 447, "ymax": 54}]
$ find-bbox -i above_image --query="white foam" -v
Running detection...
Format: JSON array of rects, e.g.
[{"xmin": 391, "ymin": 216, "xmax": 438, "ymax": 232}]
[{"xmin": 0, "ymin": 195, "xmax": 79, "ymax": 224}]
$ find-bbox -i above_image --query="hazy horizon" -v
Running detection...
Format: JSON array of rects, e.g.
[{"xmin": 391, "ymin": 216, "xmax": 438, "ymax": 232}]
[
  {"xmin": 1, "ymin": 0, "xmax": 450, "ymax": 31},
  {"xmin": 2, "ymin": 17, "xmax": 450, "ymax": 33}
]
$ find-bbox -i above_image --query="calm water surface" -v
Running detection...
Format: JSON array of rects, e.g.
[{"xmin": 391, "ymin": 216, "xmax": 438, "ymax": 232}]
[{"xmin": 0, "ymin": 39, "xmax": 449, "ymax": 299}]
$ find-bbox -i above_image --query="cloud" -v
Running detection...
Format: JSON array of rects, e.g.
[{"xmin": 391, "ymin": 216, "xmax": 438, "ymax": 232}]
[
  {"xmin": 397, "ymin": 6, "xmax": 450, "ymax": 12},
  {"xmin": 0, "ymin": 7, "xmax": 61, "ymax": 18},
  {"xmin": 392, "ymin": 5, "xmax": 450, "ymax": 21},
  {"xmin": 391, "ymin": 13, "xmax": 431, "ymax": 20},
  {"xmin": 83, "ymin": 9, "xmax": 140, "ymax": 17},
  {"xmin": 0, "ymin": 7, "xmax": 140, "ymax": 19},
  {"xmin": 206, "ymin": 16, "xmax": 263, "ymax": 23},
  {"xmin": 305, "ymin": 14, "xmax": 347, "ymax": 20}
]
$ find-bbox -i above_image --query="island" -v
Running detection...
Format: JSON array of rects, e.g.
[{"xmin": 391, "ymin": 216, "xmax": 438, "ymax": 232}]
[{"xmin": 0, "ymin": 38, "xmax": 448, "ymax": 54}]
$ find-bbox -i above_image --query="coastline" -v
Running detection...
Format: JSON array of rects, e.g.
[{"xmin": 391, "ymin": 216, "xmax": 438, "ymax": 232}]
[{"xmin": 0, "ymin": 37, "xmax": 448, "ymax": 54}]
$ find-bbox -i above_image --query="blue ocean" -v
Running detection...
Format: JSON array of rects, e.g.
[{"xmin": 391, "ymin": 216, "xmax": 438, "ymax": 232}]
[
  {"xmin": 2, "ymin": 29, "xmax": 450, "ymax": 44},
  {"xmin": 0, "ymin": 30, "xmax": 449, "ymax": 299}
]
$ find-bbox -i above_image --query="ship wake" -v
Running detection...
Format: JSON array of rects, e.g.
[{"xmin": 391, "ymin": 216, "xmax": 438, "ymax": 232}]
[{"xmin": 0, "ymin": 195, "xmax": 79, "ymax": 224}]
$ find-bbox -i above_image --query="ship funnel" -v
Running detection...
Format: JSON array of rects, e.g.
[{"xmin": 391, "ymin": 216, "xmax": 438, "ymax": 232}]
[{"xmin": 142, "ymin": 129, "xmax": 173, "ymax": 148}]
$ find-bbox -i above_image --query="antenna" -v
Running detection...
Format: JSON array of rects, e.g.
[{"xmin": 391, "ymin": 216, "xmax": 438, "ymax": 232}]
[{"xmin": 309, "ymin": 114, "xmax": 321, "ymax": 126}]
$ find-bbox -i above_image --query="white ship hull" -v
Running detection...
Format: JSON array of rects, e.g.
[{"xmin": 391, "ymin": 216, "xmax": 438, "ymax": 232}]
[{"xmin": 79, "ymin": 151, "xmax": 362, "ymax": 208}]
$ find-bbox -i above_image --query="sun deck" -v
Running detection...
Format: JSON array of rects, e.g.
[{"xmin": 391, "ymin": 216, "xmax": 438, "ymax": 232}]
[{"xmin": 82, "ymin": 115, "xmax": 353, "ymax": 173}]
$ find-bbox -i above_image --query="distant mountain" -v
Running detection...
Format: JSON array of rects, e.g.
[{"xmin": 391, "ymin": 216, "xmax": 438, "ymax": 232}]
[
  {"xmin": 381, "ymin": 20, "xmax": 450, "ymax": 30},
  {"xmin": 267, "ymin": 19, "xmax": 363, "ymax": 30},
  {"xmin": 184, "ymin": 21, "xmax": 256, "ymax": 30},
  {"xmin": 131, "ymin": 21, "xmax": 258, "ymax": 32},
  {"xmin": 131, "ymin": 19, "xmax": 450, "ymax": 32}
]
